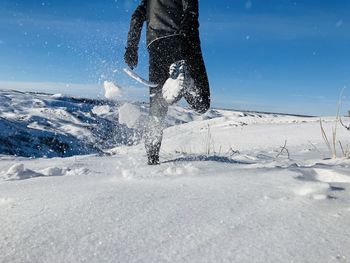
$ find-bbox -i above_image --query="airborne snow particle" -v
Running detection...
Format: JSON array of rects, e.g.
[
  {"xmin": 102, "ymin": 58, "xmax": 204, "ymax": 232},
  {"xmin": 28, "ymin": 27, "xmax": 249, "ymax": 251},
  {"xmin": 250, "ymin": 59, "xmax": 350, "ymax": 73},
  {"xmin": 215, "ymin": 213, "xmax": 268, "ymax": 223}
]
[
  {"xmin": 245, "ymin": 0, "xmax": 252, "ymax": 9},
  {"xmin": 104, "ymin": 81, "xmax": 122, "ymax": 100},
  {"xmin": 118, "ymin": 103, "xmax": 141, "ymax": 129},
  {"xmin": 336, "ymin": 20, "xmax": 343, "ymax": 27}
]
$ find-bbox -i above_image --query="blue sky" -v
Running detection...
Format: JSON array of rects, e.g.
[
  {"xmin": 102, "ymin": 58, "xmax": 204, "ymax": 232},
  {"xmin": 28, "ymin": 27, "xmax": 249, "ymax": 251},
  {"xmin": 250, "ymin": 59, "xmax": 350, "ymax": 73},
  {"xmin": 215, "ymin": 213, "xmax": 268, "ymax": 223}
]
[{"xmin": 0, "ymin": 0, "xmax": 350, "ymax": 115}]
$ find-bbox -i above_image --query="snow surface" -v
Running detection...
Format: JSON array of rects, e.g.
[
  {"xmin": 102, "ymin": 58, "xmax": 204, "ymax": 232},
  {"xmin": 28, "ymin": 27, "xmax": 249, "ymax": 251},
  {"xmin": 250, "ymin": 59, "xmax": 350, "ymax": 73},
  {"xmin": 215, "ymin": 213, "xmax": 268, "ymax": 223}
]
[
  {"xmin": 1, "ymin": 89, "xmax": 350, "ymax": 263},
  {"xmin": 0, "ymin": 89, "xmax": 149, "ymax": 157}
]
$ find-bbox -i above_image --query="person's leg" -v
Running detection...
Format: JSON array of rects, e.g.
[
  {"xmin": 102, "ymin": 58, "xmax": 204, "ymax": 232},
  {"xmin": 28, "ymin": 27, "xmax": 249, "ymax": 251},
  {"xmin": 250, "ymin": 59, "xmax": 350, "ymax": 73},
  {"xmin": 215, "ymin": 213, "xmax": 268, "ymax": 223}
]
[
  {"xmin": 145, "ymin": 38, "xmax": 182, "ymax": 164},
  {"xmin": 145, "ymin": 36, "xmax": 206, "ymax": 164},
  {"xmin": 183, "ymin": 36, "xmax": 210, "ymax": 114},
  {"xmin": 144, "ymin": 90, "xmax": 168, "ymax": 164},
  {"xmin": 145, "ymin": 43, "xmax": 168, "ymax": 164}
]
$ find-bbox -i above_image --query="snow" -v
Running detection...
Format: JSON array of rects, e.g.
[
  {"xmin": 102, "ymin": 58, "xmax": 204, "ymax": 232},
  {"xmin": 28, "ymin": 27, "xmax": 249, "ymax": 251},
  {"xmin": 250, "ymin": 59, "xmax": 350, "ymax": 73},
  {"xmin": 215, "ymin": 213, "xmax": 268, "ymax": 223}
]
[
  {"xmin": 162, "ymin": 60, "xmax": 195, "ymax": 104},
  {"xmin": 1, "ymin": 89, "xmax": 350, "ymax": 262},
  {"xmin": 92, "ymin": 105, "xmax": 111, "ymax": 115},
  {"xmin": 104, "ymin": 81, "xmax": 122, "ymax": 100},
  {"xmin": 0, "ymin": 89, "xmax": 146, "ymax": 157},
  {"xmin": 0, "ymin": 163, "xmax": 90, "ymax": 181},
  {"xmin": 118, "ymin": 103, "xmax": 142, "ymax": 129},
  {"xmin": 314, "ymin": 168, "xmax": 350, "ymax": 183},
  {"xmin": 162, "ymin": 76, "xmax": 185, "ymax": 104}
]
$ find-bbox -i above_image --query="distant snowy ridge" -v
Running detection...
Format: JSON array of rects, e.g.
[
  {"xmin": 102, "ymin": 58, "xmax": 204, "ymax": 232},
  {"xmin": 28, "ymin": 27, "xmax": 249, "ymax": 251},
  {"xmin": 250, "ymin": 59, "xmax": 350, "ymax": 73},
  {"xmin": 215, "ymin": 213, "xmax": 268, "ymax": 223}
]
[
  {"xmin": 0, "ymin": 89, "xmax": 339, "ymax": 158},
  {"xmin": 0, "ymin": 90, "xmax": 141, "ymax": 157},
  {"xmin": 0, "ymin": 89, "xmax": 203, "ymax": 157}
]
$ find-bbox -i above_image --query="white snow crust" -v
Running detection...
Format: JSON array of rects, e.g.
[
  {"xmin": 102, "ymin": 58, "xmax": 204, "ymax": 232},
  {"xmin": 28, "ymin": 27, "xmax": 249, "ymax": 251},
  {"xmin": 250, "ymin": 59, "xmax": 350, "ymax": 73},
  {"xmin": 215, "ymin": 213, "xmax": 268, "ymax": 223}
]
[{"xmin": 1, "ymin": 89, "xmax": 350, "ymax": 263}]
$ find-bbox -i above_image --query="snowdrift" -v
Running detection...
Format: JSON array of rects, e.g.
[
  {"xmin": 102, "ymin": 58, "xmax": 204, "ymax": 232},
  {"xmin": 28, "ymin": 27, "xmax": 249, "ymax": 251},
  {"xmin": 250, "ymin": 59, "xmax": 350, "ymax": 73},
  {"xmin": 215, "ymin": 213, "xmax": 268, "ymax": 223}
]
[
  {"xmin": 0, "ymin": 89, "xmax": 323, "ymax": 158},
  {"xmin": 0, "ymin": 90, "xmax": 144, "ymax": 157},
  {"xmin": 1, "ymin": 89, "xmax": 350, "ymax": 263}
]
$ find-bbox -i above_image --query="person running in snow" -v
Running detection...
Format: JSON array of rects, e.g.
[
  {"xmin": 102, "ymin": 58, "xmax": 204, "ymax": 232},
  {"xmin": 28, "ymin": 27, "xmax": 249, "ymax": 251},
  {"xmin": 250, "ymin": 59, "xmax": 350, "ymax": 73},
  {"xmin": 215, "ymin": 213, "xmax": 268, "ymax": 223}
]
[{"xmin": 125, "ymin": 0, "xmax": 210, "ymax": 165}]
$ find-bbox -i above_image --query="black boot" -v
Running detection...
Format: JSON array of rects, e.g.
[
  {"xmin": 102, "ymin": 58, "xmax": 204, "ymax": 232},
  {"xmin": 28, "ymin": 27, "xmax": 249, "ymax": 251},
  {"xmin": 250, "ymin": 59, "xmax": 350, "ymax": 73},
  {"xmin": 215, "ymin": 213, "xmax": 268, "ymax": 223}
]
[
  {"xmin": 145, "ymin": 114, "xmax": 164, "ymax": 166},
  {"xmin": 147, "ymin": 153, "xmax": 160, "ymax": 165},
  {"xmin": 146, "ymin": 141, "xmax": 161, "ymax": 165}
]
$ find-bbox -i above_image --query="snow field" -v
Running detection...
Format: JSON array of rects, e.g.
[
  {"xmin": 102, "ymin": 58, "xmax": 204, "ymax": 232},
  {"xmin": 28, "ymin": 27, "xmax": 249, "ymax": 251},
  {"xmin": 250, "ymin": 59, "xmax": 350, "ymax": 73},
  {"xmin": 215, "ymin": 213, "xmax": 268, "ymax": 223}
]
[
  {"xmin": 0, "ymin": 153, "xmax": 349, "ymax": 263},
  {"xmin": 1, "ymin": 89, "xmax": 350, "ymax": 262}
]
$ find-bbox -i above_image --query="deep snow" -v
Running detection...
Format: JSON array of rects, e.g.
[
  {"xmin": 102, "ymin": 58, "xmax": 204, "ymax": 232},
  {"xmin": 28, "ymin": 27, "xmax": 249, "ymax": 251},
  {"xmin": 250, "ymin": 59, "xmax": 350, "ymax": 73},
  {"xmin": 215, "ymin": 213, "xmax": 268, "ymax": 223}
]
[{"xmin": 1, "ymin": 89, "xmax": 350, "ymax": 263}]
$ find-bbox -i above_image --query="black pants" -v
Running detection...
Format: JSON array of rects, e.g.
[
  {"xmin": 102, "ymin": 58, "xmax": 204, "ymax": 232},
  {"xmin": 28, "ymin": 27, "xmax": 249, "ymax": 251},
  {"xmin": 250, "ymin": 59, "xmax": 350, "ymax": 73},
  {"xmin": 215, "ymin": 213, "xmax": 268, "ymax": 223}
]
[{"xmin": 145, "ymin": 35, "xmax": 210, "ymax": 159}]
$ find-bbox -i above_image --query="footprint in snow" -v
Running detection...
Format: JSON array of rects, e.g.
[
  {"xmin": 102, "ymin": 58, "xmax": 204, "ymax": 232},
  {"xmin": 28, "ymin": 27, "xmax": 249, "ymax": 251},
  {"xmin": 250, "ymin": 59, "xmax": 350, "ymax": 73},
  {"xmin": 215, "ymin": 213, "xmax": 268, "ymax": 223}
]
[
  {"xmin": 293, "ymin": 181, "xmax": 331, "ymax": 200},
  {"xmin": 292, "ymin": 167, "xmax": 350, "ymax": 200},
  {"xmin": 121, "ymin": 163, "xmax": 200, "ymax": 179}
]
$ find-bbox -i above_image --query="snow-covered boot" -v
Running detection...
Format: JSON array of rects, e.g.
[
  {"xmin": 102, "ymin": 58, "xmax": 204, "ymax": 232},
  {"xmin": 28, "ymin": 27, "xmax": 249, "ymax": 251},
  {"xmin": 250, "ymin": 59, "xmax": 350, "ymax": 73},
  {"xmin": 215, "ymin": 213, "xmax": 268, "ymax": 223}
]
[
  {"xmin": 145, "ymin": 115, "xmax": 164, "ymax": 165},
  {"xmin": 147, "ymin": 153, "xmax": 160, "ymax": 165},
  {"xmin": 146, "ymin": 143, "xmax": 160, "ymax": 165},
  {"xmin": 162, "ymin": 60, "xmax": 194, "ymax": 105}
]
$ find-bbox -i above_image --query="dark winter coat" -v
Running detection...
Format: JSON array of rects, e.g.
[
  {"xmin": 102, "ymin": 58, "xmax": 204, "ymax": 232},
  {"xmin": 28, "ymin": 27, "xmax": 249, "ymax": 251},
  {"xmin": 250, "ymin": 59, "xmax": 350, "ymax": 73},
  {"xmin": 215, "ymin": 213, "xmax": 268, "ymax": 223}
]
[{"xmin": 126, "ymin": 0, "xmax": 200, "ymax": 49}]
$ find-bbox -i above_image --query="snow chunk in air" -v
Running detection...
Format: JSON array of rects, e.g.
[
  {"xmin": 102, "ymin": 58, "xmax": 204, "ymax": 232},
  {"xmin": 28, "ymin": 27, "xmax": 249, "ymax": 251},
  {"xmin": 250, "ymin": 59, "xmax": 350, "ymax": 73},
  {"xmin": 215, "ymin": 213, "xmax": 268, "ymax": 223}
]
[
  {"xmin": 118, "ymin": 103, "xmax": 141, "ymax": 129},
  {"xmin": 104, "ymin": 81, "xmax": 122, "ymax": 100}
]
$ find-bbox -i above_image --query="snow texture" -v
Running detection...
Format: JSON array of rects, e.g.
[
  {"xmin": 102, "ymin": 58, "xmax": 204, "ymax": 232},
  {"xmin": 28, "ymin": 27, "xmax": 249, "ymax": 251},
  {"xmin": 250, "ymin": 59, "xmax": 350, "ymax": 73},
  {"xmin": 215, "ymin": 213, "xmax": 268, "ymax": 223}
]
[
  {"xmin": 0, "ymin": 163, "xmax": 89, "ymax": 181},
  {"xmin": 118, "ymin": 103, "xmax": 142, "ymax": 129},
  {"xmin": 1, "ymin": 89, "xmax": 350, "ymax": 263},
  {"xmin": 162, "ymin": 60, "xmax": 195, "ymax": 104},
  {"xmin": 104, "ymin": 81, "xmax": 122, "ymax": 100},
  {"xmin": 0, "ymin": 89, "xmax": 213, "ymax": 157}
]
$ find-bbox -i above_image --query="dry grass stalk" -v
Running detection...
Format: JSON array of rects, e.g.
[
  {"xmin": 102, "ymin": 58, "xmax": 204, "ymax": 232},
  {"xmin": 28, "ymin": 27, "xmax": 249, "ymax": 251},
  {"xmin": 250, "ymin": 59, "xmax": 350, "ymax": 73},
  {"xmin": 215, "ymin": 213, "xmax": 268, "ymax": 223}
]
[
  {"xmin": 320, "ymin": 119, "xmax": 334, "ymax": 158},
  {"xmin": 276, "ymin": 140, "xmax": 290, "ymax": 159},
  {"xmin": 320, "ymin": 87, "xmax": 348, "ymax": 159}
]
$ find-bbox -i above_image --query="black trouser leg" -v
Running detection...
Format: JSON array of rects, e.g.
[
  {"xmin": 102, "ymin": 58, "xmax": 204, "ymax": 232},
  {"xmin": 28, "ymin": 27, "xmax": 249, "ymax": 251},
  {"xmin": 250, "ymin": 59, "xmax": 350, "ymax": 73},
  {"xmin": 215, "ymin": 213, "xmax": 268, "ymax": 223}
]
[
  {"xmin": 183, "ymin": 36, "xmax": 211, "ymax": 114},
  {"xmin": 145, "ymin": 36, "xmax": 211, "ymax": 163},
  {"xmin": 145, "ymin": 39, "xmax": 180, "ymax": 162},
  {"xmin": 144, "ymin": 85, "xmax": 168, "ymax": 163}
]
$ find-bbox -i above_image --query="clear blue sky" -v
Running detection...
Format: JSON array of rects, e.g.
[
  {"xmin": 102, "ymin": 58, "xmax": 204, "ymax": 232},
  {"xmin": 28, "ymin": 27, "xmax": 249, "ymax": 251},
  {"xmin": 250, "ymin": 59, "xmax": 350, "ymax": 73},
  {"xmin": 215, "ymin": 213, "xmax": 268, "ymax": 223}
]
[{"xmin": 0, "ymin": 0, "xmax": 350, "ymax": 115}]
